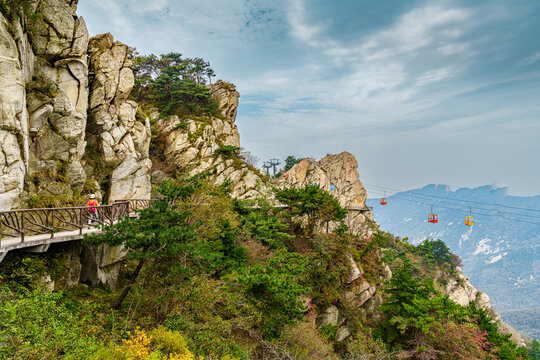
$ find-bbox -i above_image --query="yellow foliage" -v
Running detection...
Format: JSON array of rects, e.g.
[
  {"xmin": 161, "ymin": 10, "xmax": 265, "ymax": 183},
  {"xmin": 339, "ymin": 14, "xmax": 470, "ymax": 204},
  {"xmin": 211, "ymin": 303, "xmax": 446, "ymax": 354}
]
[
  {"xmin": 117, "ymin": 328, "xmax": 152, "ymax": 359},
  {"xmin": 113, "ymin": 327, "xmax": 197, "ymax": 360}
]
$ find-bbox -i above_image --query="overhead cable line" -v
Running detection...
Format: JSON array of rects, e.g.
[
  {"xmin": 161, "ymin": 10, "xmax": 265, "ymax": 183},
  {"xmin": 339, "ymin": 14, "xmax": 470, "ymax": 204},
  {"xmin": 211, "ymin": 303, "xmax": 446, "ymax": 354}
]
[
  {"xmin": 364, "ymin": 183, "xmax": 540, "ymax": 213},
  {"xmin": 365, "ymin": 185, "xmax": 540, "ymax": 220},
  {"xmin": 367, "ymin": 188, "xmax": 540, "ymax": 226}
]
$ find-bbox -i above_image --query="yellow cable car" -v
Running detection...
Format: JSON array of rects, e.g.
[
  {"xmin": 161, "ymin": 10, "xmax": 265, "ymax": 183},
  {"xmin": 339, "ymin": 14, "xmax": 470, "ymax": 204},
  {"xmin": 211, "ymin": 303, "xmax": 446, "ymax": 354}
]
[
  {"xmin": 465, "ymin": 207, "xmax": 474, "ymax": 226},
  {"xmin": 357, "ymin": 193, "xmax": 366, "ymax": 204}
]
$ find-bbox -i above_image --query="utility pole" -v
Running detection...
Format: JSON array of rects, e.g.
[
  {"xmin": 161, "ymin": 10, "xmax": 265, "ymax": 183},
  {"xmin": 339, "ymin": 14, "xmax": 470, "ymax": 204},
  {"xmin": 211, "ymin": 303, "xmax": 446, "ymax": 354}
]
[
  {"xmin": 262, "ymin": 161, "xmax": 272, "ymax": 176},
  {"xmin": 268, "ymin": 158, "xmax": 281, "ymax": 177}
]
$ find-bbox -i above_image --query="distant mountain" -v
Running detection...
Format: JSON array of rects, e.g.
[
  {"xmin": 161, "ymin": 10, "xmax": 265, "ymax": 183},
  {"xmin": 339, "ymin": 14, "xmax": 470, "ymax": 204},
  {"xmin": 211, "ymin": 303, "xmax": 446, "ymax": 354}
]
[{"xmin": 368, "ymin": 185, "xmax": 540, "ymax": 339}]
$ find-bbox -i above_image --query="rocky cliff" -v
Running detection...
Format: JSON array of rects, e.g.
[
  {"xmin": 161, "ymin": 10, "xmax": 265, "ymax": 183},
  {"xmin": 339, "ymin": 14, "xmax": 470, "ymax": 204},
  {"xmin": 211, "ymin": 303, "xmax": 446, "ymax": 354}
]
[
  {"xmin": 282, "ymin": 152, "xmax": 373, "ymax": 235},
  {"xmin": 158, "ymin": 80, "xmax": 270, "ymax": 199},
  {"xmin": 0, "ymin": 0, "xmax": 151, "ymax": 210}
]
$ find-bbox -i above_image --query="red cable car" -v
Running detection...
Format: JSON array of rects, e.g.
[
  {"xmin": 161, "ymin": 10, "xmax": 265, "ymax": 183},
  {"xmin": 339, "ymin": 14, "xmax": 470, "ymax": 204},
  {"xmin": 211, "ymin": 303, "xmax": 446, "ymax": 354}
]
[
  {"xmin": 428, "ymin": 206, "xmax": 438, "ymax": 223},
  {"xmin": 380, "ymin": 191, "xmax": 387, "ymax": 205}
]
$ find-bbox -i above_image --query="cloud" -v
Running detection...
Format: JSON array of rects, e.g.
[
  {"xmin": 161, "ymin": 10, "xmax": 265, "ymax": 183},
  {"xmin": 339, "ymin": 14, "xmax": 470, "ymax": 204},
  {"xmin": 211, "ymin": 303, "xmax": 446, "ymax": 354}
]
[
  {"xmin": 78, "ymin": 0, "xmax": 540, "ymax": 195},
  {"xmin": 520, "ymin": 51, "xmax": 540, "ymax": 66},
  {"xmin": 359, "ymin": 6, "xmax": 472, "ymax": 61},
  {"xmin": 287, "ymin": 0, "xmax": 326, "ymax": 45}
]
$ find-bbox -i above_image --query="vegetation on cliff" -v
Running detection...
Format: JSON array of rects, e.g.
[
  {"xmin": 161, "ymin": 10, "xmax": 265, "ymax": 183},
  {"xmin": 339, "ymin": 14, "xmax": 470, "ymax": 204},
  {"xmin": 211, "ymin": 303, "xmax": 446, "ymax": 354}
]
[
  {"xmin": 131, "ymin": 52, "xmax": 218, "ymax": 117},
  {"xmin": 0, "ymin": 176, "xmax": 533, "ymax": 359}
]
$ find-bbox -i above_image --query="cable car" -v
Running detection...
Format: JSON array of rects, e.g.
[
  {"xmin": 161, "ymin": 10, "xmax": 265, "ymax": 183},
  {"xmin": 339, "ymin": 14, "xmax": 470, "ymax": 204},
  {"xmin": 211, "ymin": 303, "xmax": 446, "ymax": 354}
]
[
  {"xmin": 465, "ymin": 207, "xmax": 473, "ymax": 226},
  {"xmin": 296, "ymin": 174, "xmax": 302, "ymax": 180},
  {"xmin": 380, "ymin": 191, "xmax": 387, "ymax": 205},
  {"xmin": 282, "ymin": 173, "xmax": 288, "ymax": 178},
  {"xmin": 330, "ymin": 184, "xmax": 336, "ymax": 191},
  {"xmin": 428, "ymin": 206, "xmax": 438, "ymax": 223},
  {"xmin": 357, "ymin": 193, "xmax": 366, "ymax": 204}
]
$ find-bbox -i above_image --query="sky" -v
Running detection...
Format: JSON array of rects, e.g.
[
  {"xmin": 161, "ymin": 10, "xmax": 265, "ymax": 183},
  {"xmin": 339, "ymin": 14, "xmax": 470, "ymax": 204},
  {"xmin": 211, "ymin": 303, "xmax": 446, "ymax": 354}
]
[{"xmin": 78, "ymin": 0, "xmax": 540, "ymax": 196}]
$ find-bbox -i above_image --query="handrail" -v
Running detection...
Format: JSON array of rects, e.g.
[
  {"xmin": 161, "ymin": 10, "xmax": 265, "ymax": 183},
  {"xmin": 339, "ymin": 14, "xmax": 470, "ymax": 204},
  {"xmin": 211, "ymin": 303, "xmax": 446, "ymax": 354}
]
[
  {"xmin": 0, "ymin": 199, "xmax": 157, "ymax": 245},
  {"xmin": 0, "ymin": 198, "xmax": 368, "ymax": 247}
]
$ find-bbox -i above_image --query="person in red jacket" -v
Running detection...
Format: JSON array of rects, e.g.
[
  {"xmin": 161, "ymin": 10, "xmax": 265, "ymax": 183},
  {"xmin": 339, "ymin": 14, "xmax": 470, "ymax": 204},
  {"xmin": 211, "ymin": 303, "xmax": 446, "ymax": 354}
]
[{"xmin": 87, "ymin": 194, "xmax": 99, "ymax": 229}]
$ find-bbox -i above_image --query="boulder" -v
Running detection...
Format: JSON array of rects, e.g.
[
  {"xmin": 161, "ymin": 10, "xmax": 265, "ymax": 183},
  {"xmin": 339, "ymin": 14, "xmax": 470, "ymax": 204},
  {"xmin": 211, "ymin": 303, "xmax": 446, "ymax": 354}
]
[
  {"xmin": 30, "ymin": 0, "xmax": 77, "ymax": 60},
  {"xmin": 319, "ymin": 305, "xmax": 339, "ymax": 327},
  {"xmin": 336, "ymin": 327, "xmax": 351, "ymax": 342},
  {"xmin": 343, "ymin": 281, "xmax": 377, "ymax": 308},
  {"xmin": 346, "ymin": 254, "xmax": 363, "ymax": 283}
]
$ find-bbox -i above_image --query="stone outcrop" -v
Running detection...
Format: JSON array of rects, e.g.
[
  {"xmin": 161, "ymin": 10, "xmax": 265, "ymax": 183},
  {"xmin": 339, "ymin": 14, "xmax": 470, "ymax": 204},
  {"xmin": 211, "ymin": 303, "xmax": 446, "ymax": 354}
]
[
  {"xmin": 87, "ymin": 33, "xmax": 151, "ymax": 202},
  {"xmin": 0, "ymin": 13, "xmax": 31, "ymax": 210},
  {"xmin": 0, "ymin": 1, "xmax": 151, "ymax": 209},
  {"xmin": 51, "ymin": 242, "xmax": 126, "ymax": 290},
  {"xmin": 27, "ymin": 0, "xmax": 89, "ymax": 190},
  {"xmin": 0, "ymin": 0, "xmax": 91, "ymax": 209},
  {"xmin": 282, "ymin": 152, "xmax": 373, "ymax": 235},
  {"xmin": 160, "ymin": 80, "xmax": 269, "ymax": 199},
  {"xmin": 439, "ymin": 268, "xmax": 526, "ymax": 347}
]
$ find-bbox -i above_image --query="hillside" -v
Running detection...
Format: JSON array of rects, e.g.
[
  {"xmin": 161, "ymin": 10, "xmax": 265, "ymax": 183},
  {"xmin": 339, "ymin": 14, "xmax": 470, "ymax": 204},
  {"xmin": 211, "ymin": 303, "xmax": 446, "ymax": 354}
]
[
  {"xmin": 368, "ymin": 184, "xmax": 540, "ymax": 339},
  {"xmin": 0, "ymin": 1, "xmax": 535, "ymax": 359}
]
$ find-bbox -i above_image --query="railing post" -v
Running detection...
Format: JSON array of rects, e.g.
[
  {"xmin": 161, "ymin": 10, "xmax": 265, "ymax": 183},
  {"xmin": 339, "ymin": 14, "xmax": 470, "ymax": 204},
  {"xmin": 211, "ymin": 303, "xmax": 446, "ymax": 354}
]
[
  {"xmin": 79, "ymin": 208, "xmax": 83, "ymax": 235},
  {"xmin": 51, "ymin": 209, "xmax": 54, "ymax": 239},
  {"xmin": 100, "ymin": 206, "xmax": 104, "ymax": 231},
  {"xmin": 21, "ymin": 211, "xmax": 25, "ymax": 243}
]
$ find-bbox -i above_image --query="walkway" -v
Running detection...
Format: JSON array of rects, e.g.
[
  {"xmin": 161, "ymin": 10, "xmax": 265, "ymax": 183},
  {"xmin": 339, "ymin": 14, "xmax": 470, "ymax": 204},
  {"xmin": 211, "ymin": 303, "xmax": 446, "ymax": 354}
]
[
  {"xmin": 0, "ymin": 199, "xmax": 154, "ymax": 262},
  {"xmin": 0, "ymin": 199, "xmax": 372, "ymax": 262}
]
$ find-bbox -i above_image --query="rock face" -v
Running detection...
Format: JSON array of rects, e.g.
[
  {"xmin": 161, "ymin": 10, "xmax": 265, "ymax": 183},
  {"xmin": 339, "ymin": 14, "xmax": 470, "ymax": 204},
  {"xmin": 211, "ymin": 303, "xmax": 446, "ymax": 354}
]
[
  {"xmin": 51, "ymin": 242, "xmax": 127, "ymax": 290},
  {"xmin": 160, "ymin": 80, "xmax": 269, "ymax": 199},
  {"xmin": 27, "ymin": 0, "xmax": 89, "ymax": 191},
  {"xmin": 0, "ymin": 1, "xmax": 151, "ymax": 209},
  {"xmin": 439, "ymin": 268, "xmax": 526, "ymax": 347},
  {"xmin": 282, "ymin": 152, "xmax": 373, "ymax": 235},
  {"xmin": 0, "ymin": 13, "xmax": 30, "ymax": 210},
  {"xmin": 87, "ymin": 33, "xmax": 151, "ymax": 202}
]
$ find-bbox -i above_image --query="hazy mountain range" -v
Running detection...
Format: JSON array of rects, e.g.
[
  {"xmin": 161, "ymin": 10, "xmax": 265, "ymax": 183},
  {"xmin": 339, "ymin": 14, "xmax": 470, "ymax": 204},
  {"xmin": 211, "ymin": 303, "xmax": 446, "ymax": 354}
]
[{"xmin": 368, "ymin": 185, "xmax": 540, "ymax": 339}]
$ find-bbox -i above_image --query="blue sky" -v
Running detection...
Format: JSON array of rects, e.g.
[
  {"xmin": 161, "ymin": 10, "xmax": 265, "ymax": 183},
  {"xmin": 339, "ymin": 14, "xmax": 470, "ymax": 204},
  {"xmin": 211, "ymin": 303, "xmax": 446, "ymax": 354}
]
[{"xmin": 79, "ymin": 0, "xmax": 540, "ymax": 196}]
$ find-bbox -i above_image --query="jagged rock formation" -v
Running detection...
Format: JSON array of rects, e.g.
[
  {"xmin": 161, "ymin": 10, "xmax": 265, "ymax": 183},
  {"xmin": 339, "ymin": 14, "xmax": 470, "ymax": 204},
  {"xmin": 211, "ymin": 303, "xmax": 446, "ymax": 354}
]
[
  {"xmin": 0, "ymin": 1, "xmax": 151, "ymax": 210},
  {"xmin": 437, "ymin": 268, "xmax": 526, "ymax": 346},
  {"xmin": 26, "ymin": 0, "xmax": 89, "ymax": 192},
  {"xmin": 282, "ymin": 152, "xmax": 373, "ymax": 235},
  {"xmin": 87, "ymin": 33, "xmax": 151, "ymax": 202},
  {"xmin": 159, "ymin": 80, "xmax": 269, "ymax": 199}
]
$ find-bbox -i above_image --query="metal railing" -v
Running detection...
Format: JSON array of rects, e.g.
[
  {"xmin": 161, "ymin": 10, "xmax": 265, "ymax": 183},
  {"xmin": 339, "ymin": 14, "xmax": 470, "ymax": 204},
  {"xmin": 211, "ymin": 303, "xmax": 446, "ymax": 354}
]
[{"xmin": 0, "ymin": 199, "xmax": 157, "ymax": 245}]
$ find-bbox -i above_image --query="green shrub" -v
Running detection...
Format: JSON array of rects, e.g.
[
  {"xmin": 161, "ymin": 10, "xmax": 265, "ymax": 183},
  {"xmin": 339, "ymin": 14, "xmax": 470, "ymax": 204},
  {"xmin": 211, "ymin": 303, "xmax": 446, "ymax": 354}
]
[
  {"xmin": 215, "ymin": 145, "xmax": 240, "ymax": 155},
  {"xmin": 240, "ymin": 251, "xmax": 309, "ymax": 338},
  {"xmin": 319, "ymin": 324, "xmax": 337, "ymax": 342},
  {"xmin": 173, "ymin": 121, "xmax": 189, "ymax": 130},
  {"xmin": 0, "ymin": 286, "xmax": 100, "ymax": 359}
]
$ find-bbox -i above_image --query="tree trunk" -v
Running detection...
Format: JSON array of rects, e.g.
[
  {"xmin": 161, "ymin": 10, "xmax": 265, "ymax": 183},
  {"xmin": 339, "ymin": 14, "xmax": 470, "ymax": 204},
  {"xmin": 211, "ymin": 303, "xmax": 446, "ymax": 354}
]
[{"xmin": 111, "ymin": 259, "xmax": 145, "ymax": 310}]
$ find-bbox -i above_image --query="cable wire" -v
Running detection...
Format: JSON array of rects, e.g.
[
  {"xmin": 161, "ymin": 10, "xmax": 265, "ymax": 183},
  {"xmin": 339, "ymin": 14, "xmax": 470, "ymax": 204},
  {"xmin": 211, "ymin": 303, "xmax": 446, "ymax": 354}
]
[
  {"xmin": 365, "ymin": 185, "xmax": 540, "ymax": 220},
  {"xmin": 364, "ymin": 183, "xmax": 540, "ymax": 216},
  {"xmin": 367, "ymin": 188, "xmax": 540, "ymax": 226}
]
